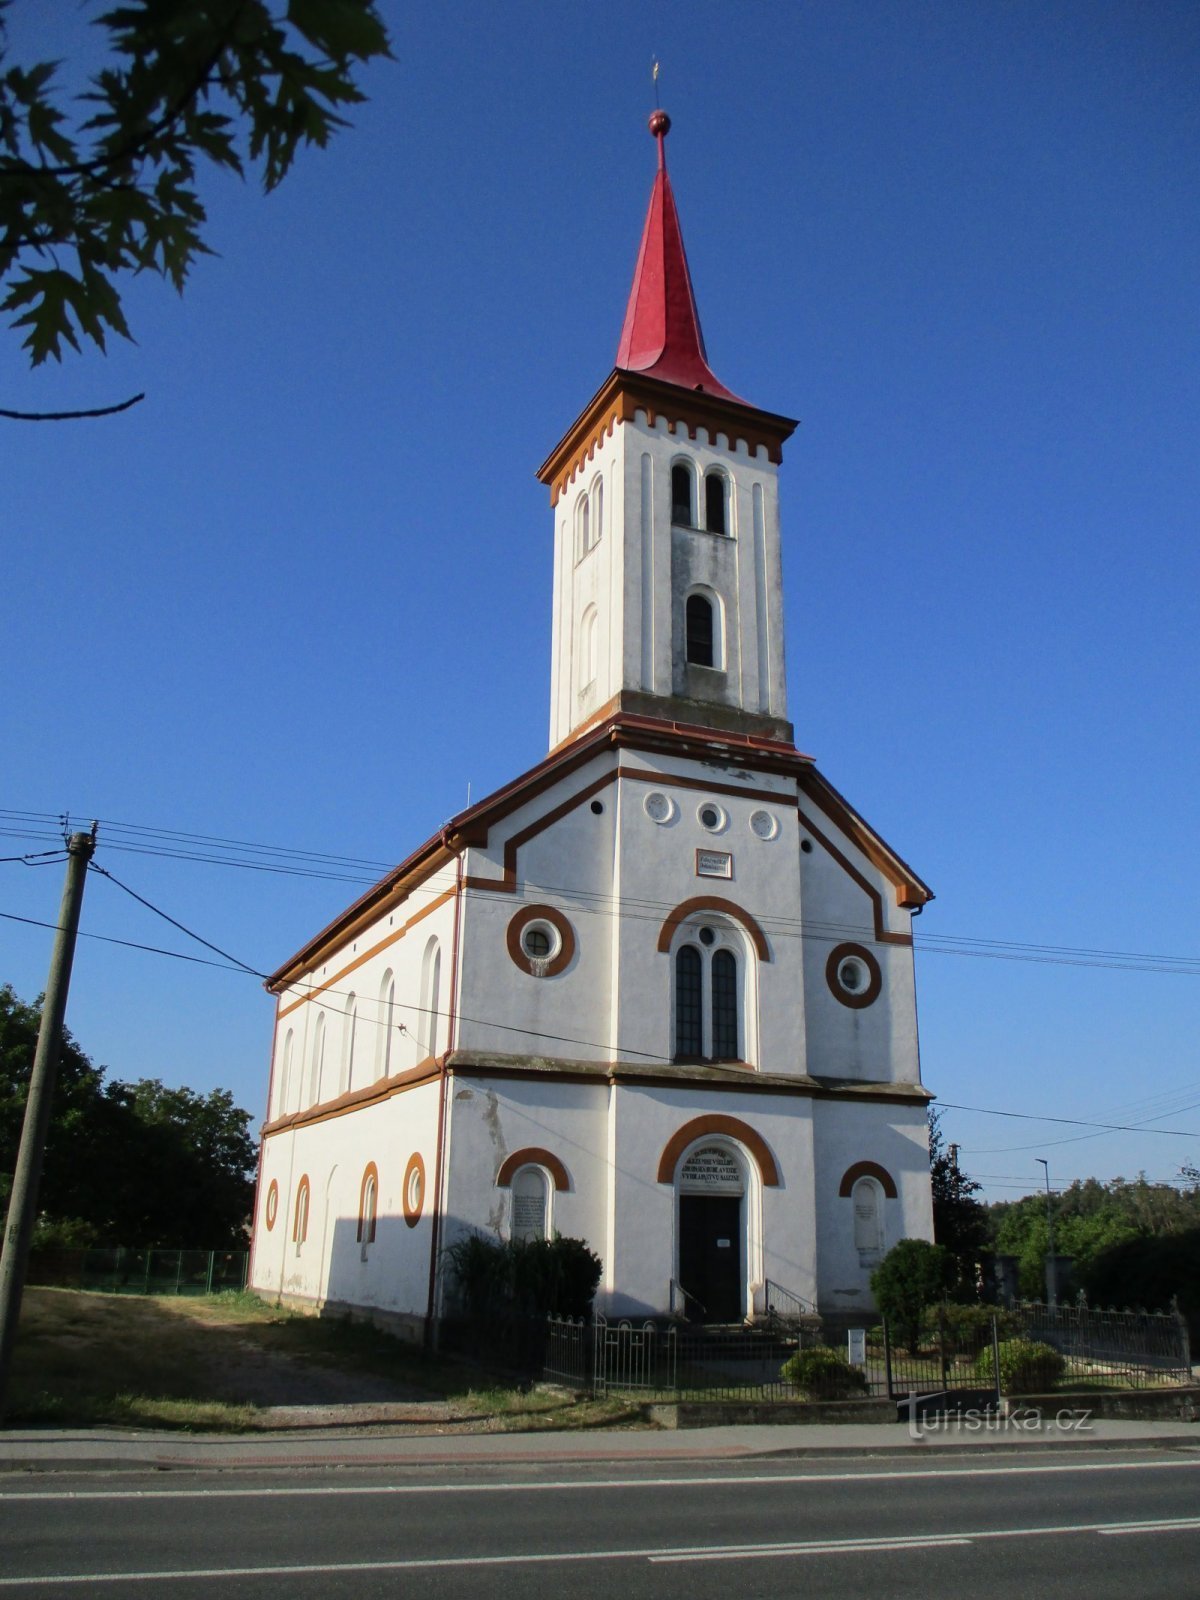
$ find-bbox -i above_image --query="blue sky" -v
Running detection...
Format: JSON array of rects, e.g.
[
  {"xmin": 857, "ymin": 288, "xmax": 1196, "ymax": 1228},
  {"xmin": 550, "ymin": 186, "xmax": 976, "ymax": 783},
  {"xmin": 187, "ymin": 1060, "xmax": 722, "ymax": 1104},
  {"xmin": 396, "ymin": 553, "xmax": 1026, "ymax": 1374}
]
[{"xmin": 3, "ymin": 1, "xmax": 1198, "ymax": 1203}]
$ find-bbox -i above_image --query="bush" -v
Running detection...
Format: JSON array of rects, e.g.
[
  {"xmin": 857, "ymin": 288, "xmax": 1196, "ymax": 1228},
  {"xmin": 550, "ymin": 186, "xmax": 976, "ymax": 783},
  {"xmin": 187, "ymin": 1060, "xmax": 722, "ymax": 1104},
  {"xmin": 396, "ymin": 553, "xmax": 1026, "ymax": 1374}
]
[
  {"xmin": 780, "ymin": 1345, "xmax": 869, "ymax": 1400},
  {"xmin": 870, "ymin": 1239, "xmax": 952, "ymax": 1353},
  {"xmin": 975, "ymin": 1338, "xmax": 1066, "ymax": 1394},
  {"xmin": 446, "ymin": 1233, "xmax": 602, "ymax": 1321},
  {"xmin": 929, "ymin": 1302, "xmax": 1019, "ymax": 1341}
]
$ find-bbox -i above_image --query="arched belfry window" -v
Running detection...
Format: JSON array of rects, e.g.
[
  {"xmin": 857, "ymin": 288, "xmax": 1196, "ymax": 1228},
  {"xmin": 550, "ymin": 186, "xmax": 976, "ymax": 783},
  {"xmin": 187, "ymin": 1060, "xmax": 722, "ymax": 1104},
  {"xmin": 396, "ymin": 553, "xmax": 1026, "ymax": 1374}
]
[
  {"xmin": 686, "ymin": 593, "xmax": 715, "ymax": 667},
  {"xmin": 671, "ymin": 461, "xmax": 695, "ymax": 526},
  {"xmin": 673, "ymin": 923, "xmax": 745, "ymax": 1063},
  {"xmin": 705, "ymin": 470, "xmax": 728, "ymax": 535}
]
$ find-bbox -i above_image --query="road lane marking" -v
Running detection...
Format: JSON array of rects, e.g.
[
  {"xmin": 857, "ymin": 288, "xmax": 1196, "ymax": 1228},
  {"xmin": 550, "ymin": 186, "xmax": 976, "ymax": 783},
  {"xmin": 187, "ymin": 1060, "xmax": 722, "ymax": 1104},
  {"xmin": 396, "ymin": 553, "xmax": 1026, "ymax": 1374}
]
[
  {"xmin": 652, "ymin": 1516, "xmax": 1200, "ymax": 1564},
  {"xmin": 2, "ymin": 1456, "xmax": 1198, "ymax": 1502},
  {"xmin": 3, "ymin": 1515, "xmax": 1200, "ymax": 1584}
]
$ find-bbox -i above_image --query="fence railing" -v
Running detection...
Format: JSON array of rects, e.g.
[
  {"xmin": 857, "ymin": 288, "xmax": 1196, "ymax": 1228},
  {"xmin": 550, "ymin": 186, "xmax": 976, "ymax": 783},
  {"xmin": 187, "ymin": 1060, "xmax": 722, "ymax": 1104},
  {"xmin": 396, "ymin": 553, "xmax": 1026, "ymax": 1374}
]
[
  {"xmin": 1015, "ymin": 1300, "xmax": 1191, "ymax": 1389},
  {"xmin": 541, "ymin": 1301, "xmax": 1193, "ymax": 1403},
  {"xmin": 26, "ymin": 1247, "xmax": 248, "ymax": 1296}
]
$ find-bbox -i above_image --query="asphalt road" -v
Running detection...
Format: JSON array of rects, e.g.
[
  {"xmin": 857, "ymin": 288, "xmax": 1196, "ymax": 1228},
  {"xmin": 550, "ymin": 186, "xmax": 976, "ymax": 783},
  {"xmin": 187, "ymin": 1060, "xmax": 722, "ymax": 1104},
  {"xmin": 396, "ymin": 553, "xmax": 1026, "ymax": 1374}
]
[{"xmin": 2, "ymin": 1450, "xmax": 1199, "ymax": 1597}]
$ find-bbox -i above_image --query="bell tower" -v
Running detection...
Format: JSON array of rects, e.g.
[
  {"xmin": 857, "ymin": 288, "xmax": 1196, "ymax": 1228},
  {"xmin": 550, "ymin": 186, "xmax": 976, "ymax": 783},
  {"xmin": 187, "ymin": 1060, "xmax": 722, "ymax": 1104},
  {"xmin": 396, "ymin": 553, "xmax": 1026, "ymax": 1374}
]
[{"xmin": 538, "ymin": 111, "xmax": 799, "ymax": 752}]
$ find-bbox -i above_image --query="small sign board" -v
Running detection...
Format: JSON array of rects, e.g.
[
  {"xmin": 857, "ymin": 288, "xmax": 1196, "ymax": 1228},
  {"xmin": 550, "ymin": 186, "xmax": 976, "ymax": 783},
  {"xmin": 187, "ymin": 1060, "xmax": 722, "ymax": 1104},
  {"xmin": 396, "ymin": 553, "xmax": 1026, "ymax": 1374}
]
[
  {"xmin": 847, "ymin": 1327, "xmax": 867, "ymax": 1368},
  {"xmin": 679, "ymin": 1145, "xmax": 744, "ymax": 1195},
  {"xmin": 695, "ymin": 849, "xmax": 733, "ymax": 880}
]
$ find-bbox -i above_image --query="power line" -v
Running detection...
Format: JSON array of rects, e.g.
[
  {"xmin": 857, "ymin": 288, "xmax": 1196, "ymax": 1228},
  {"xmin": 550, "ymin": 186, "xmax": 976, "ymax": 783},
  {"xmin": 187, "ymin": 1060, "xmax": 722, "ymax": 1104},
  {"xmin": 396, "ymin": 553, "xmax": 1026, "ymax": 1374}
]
[
  {"xmin": 938, "ymin": 1100, "xmax": 1197, "ymax": 1140},
  {"xmin": 0, "ymin": 910, "xmax": 251, "ymax": 974},
  {"xmin": 85, "ymin": 863, "xmax": 264, "ymax": 978}
]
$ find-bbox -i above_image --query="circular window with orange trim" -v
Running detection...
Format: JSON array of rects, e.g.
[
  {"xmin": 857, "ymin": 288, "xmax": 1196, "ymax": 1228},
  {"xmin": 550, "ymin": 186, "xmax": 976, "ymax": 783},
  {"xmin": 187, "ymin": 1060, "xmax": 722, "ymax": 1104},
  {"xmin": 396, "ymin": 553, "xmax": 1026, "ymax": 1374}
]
[
  {"xmin": 826, "ymin": 942, "xmax": 882, "ymax": 1009},
  {"xmin": 264, "ymin": 1179, "xmax": 279, "ymax": 1231},
  {"xmin": 506, "ymin": 904, "xmax": 575, "ymax": 977},
  {"xmin": 403, "ymin": 1152, "xmax": 426, "ymax": 1228}
]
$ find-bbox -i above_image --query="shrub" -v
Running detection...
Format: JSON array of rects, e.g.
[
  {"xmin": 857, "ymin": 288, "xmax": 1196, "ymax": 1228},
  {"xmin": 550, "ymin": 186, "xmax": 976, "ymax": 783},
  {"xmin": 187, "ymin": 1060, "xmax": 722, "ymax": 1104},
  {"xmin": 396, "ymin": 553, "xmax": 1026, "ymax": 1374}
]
[
  {"xmin": 780, "ymin": 1345, "xmax": 869, "ymax": 1400},
  {"xmin": 446, "ymin": 1233, "xmax": 602, "ymax": 1321},
  {"xmin": 870, "ymin": 1239, "xmax": 952, "ymax": 1353},
  {"xmin": 975, "ymin": 1338, "xmax": 1066, "ymax": 1394}
]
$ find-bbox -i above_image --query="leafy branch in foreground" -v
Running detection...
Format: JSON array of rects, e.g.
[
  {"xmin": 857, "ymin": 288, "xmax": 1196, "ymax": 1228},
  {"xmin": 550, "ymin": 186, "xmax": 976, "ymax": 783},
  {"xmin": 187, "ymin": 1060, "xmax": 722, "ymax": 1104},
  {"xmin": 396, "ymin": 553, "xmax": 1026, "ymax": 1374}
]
[{"xmin": 0, "ymin": 0, "xmax": 390, "ymax": 370}]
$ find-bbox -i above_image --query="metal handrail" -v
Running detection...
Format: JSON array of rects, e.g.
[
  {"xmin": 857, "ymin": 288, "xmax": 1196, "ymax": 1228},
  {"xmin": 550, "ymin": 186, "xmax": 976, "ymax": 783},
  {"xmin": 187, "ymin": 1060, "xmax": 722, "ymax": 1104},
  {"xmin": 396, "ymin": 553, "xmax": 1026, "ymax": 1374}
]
[
  {"xmin": 669, "ymin": 1278, "xmax": 706, "ymax": 1321},
  {"xmin": 763, "ymin": 1277, "xmax": 819, "ymax": 1320}
]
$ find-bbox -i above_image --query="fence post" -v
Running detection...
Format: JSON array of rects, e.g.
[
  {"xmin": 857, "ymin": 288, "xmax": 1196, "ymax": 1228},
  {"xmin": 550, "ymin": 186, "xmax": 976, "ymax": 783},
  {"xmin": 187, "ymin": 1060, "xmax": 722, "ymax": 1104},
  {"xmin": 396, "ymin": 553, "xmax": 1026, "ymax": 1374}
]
[
  {"xmin": 991, "ymin": 1314, "xmax": 1002, "ymax": 1407},
  {"xmin": 205, "ymin": 1253, "xmax": 215, "ymax": 1295},
  {"xmin": 174, "ymin": 1252, "xmax": 183, "ymax": 1295},
  {"xmin": 883, "ymin": 1317, "xmax": 894, "ymax": 1399},
  {"xmin": 938, "ymin": 1305, "xmax": 949, "ymax": 1389}
]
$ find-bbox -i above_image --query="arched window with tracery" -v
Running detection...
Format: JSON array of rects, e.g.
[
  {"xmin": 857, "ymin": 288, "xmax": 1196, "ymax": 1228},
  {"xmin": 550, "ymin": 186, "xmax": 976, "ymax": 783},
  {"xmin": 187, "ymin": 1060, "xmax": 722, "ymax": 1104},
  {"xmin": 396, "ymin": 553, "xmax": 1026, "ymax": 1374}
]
[{"xmin": 673, "ymin": 922, "xmax": 747, "ymax": 1064}]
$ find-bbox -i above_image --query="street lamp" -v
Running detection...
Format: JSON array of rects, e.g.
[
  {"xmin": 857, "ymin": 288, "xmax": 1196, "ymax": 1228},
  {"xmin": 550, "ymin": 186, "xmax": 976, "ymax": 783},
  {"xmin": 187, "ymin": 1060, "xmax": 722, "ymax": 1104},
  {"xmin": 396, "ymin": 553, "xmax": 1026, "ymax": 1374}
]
[{"xmin": 1036, "ymin": 1158, "xmax": 1056, "ymax": 1306}]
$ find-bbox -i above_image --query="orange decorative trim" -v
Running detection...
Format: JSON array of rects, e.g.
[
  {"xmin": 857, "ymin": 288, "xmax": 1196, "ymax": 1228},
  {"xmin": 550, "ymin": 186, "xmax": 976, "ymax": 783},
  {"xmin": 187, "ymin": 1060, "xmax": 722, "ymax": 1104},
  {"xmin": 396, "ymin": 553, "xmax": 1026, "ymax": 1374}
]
[
  {"xmin": 838, "ymin": 1160, "xmax": 898, "ymax": 1200},
  {"xmin": 799, "ymin": 809, "xmax": 912, "ymax": 948},
  {"xmin": 276, "ymin": 888, "xmax": 454, "ymax": 1020},
  {"xmin": 292, "ymin": 1174, "xmax": 311, "ymax": 1243},
  {"xmin": 357, "ymin": 1161, "xmax": 379, "ymax": 1244},
  {"xmin": 261, "ymin": 1058, "xmax": 442, "ymax": 1137},
  {"xmin": 798, "ymin": 767, "xmax": 932, "ymax": 909},
  {"xmin": 403, "ymin": 1152, "xmax": 425, "ymax": 1228},
  {"xmin": 537, "ymin": 370, "xmax": 797, "ymax": 508},
  {"xmin": 264, "ymin": 1179, "xmax": 279, "ymax": 1231},
  {"xmin": 505, "ymin": 904, "xmax": 576, "ymax": 977},
  {"xmin": 656, "ymin": 1115, "xmax": 780, "ymax": 1187},
  {"xmin": 496, "ymin": 1147, "xmax": 571, "ymax": 1192},
  {"xmin": 655, "ymin": 895, "xmax": 771, "ymax": 961},
  {"xmin": 825, "ymin": 941, "xmax": 883, "ymax": 1009}
]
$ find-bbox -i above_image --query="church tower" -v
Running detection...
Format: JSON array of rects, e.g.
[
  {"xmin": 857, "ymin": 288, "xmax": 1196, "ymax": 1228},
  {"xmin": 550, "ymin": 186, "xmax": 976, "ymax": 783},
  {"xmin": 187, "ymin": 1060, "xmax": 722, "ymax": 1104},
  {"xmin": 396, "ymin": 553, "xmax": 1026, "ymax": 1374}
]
[{"xmin": 539, "ymin": 112, "xmax": 799, "ymax": 751}]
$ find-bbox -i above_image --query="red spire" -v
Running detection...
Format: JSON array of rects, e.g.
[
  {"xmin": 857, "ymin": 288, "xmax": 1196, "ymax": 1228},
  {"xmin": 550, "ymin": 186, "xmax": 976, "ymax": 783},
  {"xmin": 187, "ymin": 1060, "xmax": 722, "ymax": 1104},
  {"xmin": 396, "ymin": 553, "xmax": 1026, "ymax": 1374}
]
[{"xmin": 615, "ymin": 111, "xmax": 742, "ymax": 403}]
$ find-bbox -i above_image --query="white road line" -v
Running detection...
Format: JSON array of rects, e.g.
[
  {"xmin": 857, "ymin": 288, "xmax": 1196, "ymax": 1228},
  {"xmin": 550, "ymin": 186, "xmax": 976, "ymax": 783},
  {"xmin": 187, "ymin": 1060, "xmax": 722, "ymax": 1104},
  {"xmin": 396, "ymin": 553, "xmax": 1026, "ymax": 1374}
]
[
  {"xmin": 652, "ymin": 1517, "xmax": 1200, "ymax": 1564},
  {"xmin": 3, "ymin": 1515, "xmax": 1200, "ymax": 1585},
  {"xmin": 1, "ymin": 1456, "xmax": 1198, "ymax": 1502}
]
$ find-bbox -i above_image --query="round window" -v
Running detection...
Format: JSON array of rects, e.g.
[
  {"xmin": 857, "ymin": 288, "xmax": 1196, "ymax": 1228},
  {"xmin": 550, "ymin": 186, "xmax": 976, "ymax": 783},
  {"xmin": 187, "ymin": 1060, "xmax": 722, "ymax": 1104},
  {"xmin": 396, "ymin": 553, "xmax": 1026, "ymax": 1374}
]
[
  {"xmin": 750, "ymin": 808, "xmax": 778, "ymax": 840},
  {"xmin": 825, "ymin": 942, "xmax": 882, "ymax": 1009},
  {"xmin": 644, "ymin": 791, "xmax": 673, "ymax": 824},
  {"xmin": 523, "ymin": 926, "xmax": 552, "ymax": 959},
  {"xmin": 697, "ymin": 802, "xmax": 727, "ymax": 833},
  {"xmin": 507, "ymin": 905, "xmax": 576, "ymax": 977},
  {"xmin": 698, "ymin": 926, "xmax": 717, "ymax": 947}
]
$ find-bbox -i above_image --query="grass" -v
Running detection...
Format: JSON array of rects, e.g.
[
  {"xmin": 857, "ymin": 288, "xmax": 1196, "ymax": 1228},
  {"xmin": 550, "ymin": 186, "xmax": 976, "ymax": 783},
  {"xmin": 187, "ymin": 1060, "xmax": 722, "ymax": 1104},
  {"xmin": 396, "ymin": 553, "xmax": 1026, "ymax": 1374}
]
[{"xmin": 6, "ymin": 1288, "xmax": 643, "ymax": 1433}]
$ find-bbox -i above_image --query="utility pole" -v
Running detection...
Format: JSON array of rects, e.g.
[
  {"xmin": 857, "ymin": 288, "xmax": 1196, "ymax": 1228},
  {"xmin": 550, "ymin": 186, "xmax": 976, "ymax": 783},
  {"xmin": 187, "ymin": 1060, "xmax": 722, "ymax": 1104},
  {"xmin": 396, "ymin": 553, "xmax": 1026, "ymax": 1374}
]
[
  {"xmin": 0, "ymin": 828, "xmax": 96, "ymax": 1420},
  {"xmin": 1036, "ymin": 1157, "xmax": 1056, "ymax": 1306}
]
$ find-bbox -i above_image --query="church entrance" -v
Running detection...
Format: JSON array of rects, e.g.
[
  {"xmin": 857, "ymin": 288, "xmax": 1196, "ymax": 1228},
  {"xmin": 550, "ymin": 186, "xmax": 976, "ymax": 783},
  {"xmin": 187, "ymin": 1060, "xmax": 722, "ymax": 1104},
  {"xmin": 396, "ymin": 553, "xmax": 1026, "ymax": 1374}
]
[{"xmin": 676, "ymin": 1145, "xmax": 745, "ymax": 1324}]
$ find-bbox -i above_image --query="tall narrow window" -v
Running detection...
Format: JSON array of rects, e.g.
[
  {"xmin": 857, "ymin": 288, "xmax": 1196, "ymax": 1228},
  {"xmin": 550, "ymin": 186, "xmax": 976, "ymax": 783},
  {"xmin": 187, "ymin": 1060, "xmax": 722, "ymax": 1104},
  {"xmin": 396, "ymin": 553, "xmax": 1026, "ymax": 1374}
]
[
  {"xmin": 308, "ymin": 1013, "xmax": 325, "ymax": 1106},
  {"xmin": 277, "ymin": 1029, "xmax": 294, "ymax": 1117},
  {"xmin": 711, "ymin": 949, "xmax": 739, "ymax": 1059},
  {"xmin": 341, "ymin": 995, "xmax": 357, "ymax": 1094},
  {"xmin": 577, "ymin": 494, "xmax": 590, "ymax": 559},
  {"xmin": 705, "ymin": 471, "xmax": 728, "ymax": 535},
  {"xmin": 293, "ymin": 1175, "xmax": 311, "ymax": 1250},
  {"xmin": 675, "ymin": 945, "xmax": 703, "ymax": 1058},
  {"xmin": 686, "ymin": 594, "xmax": 715, "ymax": 667},
  {"xmin": 672, "ymin": 462, "xmax": 694, "ymax": 525},
  {"xmin": 581, "ymin": 604, "xmax": 598, "ymax": 687},
  {"xmin": 377, "ymin": 970, "xmax": 395, "ymax": 1078},
  {"xmin": 358, "ymin": 1164, "xmax": 378, "ymax": 1255},
  {"xmin": 420, "ymin": 938, "xmax": 442, "ymax": 1060},
  {"xmin": 591, "ymin": 477, "xmax": 604, "ymax": 546}
]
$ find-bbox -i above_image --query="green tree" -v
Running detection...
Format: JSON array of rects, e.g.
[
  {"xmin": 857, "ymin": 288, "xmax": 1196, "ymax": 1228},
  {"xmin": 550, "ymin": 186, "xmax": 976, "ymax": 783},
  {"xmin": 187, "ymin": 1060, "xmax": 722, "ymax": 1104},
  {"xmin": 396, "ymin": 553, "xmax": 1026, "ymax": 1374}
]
[
  {"xmin": 1, "ymin": 984, "xmax": 256, "ymax": 1246},
  {"xmin": 870, "ymin": 1238, "xmax": 951, "ymax": 1354},
  {"xmin": 928, "ymin": 1108, "xmax": 988, "ymax": 1298},
  {"xmin": 0, "ymin": 0, "xmax": 390, "ymax": 413}
]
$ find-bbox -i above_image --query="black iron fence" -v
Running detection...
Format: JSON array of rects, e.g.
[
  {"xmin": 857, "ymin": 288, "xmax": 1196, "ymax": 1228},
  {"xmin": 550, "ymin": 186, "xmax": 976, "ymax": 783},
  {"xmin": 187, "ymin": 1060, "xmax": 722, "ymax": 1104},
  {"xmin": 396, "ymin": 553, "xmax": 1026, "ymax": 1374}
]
[
  {"xmin": 26, "ymin": 1247, "xmax": 248, "ymax": 1296},
  {"xmin": 1017, "ymin": 1300, "xmax": 1191, "ymax": 1389},
  {"xmin": 541, "ymin": 1300, "xmax": 1193, "ymax": 1403}
]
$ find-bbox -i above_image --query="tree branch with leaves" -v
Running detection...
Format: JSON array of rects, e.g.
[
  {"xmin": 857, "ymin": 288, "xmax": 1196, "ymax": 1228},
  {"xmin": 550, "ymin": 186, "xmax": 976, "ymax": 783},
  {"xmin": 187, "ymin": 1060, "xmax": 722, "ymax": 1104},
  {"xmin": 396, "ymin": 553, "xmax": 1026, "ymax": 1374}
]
[{"xmin": 0, "ymin": 0, "xmax": 390, "ymax": 415}]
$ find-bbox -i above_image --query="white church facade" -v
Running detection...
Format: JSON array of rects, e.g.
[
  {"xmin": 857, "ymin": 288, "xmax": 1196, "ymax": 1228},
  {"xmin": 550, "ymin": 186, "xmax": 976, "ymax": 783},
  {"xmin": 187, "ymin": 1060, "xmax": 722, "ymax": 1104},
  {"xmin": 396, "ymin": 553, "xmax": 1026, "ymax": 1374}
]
[{"xmin": 248, "ymin": 111, "xmax": 936, "ymax": 1335}]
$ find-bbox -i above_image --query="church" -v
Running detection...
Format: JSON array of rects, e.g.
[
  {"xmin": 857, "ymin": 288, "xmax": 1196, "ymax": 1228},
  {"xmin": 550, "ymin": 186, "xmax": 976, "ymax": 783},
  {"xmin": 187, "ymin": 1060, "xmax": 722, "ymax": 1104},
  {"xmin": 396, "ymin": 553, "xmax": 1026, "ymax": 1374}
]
[{"xmin": 248, "ymin": 110, "xmax": 936, "ymax": 1336}]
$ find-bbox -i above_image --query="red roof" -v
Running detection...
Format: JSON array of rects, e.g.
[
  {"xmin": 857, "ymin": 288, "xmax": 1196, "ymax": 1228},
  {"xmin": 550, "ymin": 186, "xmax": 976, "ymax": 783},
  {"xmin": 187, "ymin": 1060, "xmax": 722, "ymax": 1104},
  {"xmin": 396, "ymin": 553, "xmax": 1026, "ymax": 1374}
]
[{"xmin": 615, "ymin": 112, "xmax": 744, "ymax": 404}]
